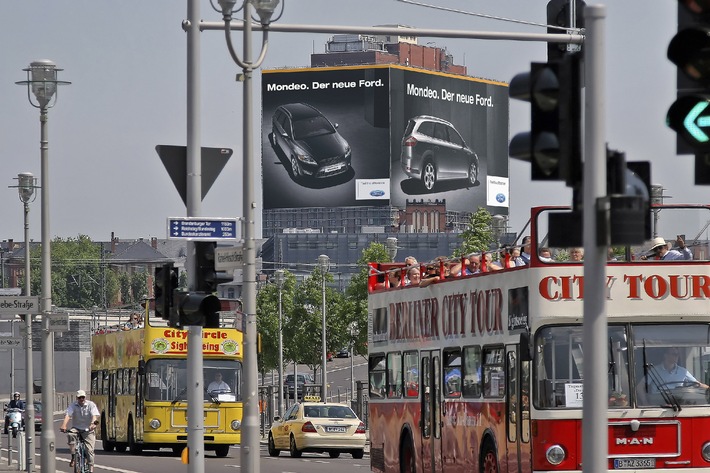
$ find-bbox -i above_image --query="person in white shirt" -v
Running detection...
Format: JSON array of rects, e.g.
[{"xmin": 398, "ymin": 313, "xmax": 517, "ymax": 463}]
[
  {"xmin": 207, "ymin": 372, "xmax": 231, "ymax": 393},
  {"xmin": 60, "ymin": 390, "xmax": 100, "ymax": 472}
]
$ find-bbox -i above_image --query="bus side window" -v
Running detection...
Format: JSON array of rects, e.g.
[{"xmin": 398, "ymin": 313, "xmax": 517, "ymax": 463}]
[{"xmin": 462, "ymin": 346, "xmax": 481, "ymax": 398}]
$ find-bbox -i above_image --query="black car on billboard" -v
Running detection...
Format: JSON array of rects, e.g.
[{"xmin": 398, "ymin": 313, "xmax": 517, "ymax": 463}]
[
  {"xmin": 269, "ymin": 102, "xmax": 352, "ymax": 181},
  {"xmin": 400, "ymin": 115, "xmax": 479, "ymax": 191}
]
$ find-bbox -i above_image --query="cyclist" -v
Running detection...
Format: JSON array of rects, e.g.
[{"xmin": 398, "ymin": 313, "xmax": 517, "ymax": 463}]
[{"xmin": 60, "ymin": 390, "xmax": 99, "ymax": 472}]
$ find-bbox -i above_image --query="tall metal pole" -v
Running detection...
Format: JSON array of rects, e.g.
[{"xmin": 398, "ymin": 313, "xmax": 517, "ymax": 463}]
[
  {"xmin": 276, "ymin": 270, "xmax": 284, "ymax": 417},
  {"xmin": 241, "ymin": 3, "xmax": 260, "ymax": 472},
  {"xmin": 185, "ymin": 0, "xmax": 204, "ymax": 471},
  {"xmin": 23, "ymin": 195, "xmax": 35, "ymax": 472},
  {"xmin": 581, "ymin": 6, "xmax": 607, "ymax": 473},
  {"xmin": 319, "ymin": 255, "xmax": 329, "ymax": 401},
  {"xmin": 39, "ymin": 102, "xmax": 56, "ymax": 473}
]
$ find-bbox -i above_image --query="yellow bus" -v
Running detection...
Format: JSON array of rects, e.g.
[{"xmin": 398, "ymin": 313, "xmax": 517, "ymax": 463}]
[{"xmin": 91, "ymin": 315, "xmax": 243, "ymax": 457}]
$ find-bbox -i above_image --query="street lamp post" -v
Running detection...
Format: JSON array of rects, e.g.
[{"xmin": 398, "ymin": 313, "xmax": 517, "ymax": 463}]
[
  {"xmin": 318, "ymin": 254, "xmax": 330, "ymax": 401},
  {"xmin": 16, "ymin": 59, "xmax": 70, "ymax": 473},
  {"xmin": 12, "ymin": 172, "xmax": 38, "ymax": 472},
  {"xmin": 274, "ymin": 270, "xmax": 285, "ymax": 416},
  {"xmin": 386, "ymin": 237, "xmax": 398, "ymax": 261},
  {"xmin": 215, "ymin": 2, "xmax": 281, "ymax": 473}
]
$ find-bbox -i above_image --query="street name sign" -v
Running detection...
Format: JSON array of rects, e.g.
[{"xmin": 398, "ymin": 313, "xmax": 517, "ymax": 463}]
[
  {"xmin": 0, "ymin": 337, "xmax": 23, "ymax": 348},
  {"xmin": 167, "ymin": 217, "xmax": 239, "ymax": 240},
  {"xmin": 215, "ymin": 246, "xmax": 244, "ymax": 270},
  {"xmin": 48, "ymin": 313, "xmax": 69, "ymax": 332},
  {"xmin": 0, "ymin": 296, "xmax": 40, "ymax": 319}
]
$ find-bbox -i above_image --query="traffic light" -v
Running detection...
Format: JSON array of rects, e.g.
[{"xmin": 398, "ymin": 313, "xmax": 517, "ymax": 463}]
[
  {"xmin": 509, "ymin": 53, "xmax": 582, "ymax": 186},
  {"xmin": 606, "ymin": 151, "xmax": 651, "ymax": 245},
  {"xmin": 173, "ymin": 291, "xmax": 222, "ymax": 328},
  {"xmin": 667, "ymin": 1, "xmax": 710, "ymax": 184},
  {"xmin": 154, "ymin": 263, "xmax": 178, "ymax": 321},
  {"xmin": 194, "ymin": 241, "xmax": 232, "ymax": 293}
]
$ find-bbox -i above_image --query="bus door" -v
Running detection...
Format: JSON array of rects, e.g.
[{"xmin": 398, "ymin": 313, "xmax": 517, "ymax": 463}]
[
  {"xmin": 135, "ymin": 371, "xmax": 144, "ymax": 441},
  {"xmin": 420, "ymin": 350, "xmax": 442, "ymax": 473},
  {"xmin": 505, "ymin": 345, "xmax": 531, "ymax": 473},
  {"xmin": 108, "ymin": 371, "xmax": 117, "ymax": 441}
]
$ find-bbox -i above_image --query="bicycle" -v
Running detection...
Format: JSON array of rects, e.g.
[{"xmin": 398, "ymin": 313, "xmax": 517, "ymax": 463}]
[{"xmin": 60, "ymin": 426, "xmax": 93, "ymax": 473}]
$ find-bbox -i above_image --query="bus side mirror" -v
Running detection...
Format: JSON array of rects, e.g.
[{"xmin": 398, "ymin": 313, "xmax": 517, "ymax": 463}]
[{"xmin": 138, "ymin": 360, "xmax": 146, "ymax": 376}]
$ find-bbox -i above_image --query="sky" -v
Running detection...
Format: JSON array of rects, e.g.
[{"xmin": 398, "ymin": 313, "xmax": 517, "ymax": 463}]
[{"xmin": 0, "ymin": 0, "xmax": 693, "ymax": 245}]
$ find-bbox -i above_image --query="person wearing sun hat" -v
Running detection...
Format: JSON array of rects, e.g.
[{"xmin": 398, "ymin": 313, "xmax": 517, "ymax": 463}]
[
  {"xmin": 644, "ymin": 236, "xmax": 692, "ymax": 261},
  {"xmin": 60, "ymin": 390, "xmax": 100, "ymax": 472}
]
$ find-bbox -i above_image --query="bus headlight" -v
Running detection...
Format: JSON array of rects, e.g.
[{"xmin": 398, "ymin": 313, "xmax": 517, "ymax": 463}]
[
  {"xmin": 231, "ymin": 420, "xmax": 241, "ymax": 431},
  {"xmin": 702, "ymin": 442, "xmax": 710, "ymax": 462},
  {"xmin": 546, "ymin": 445, "xmax": 566, "ymax": 465},
  {"xmin": 149, "ymin": 419, "xmax": 161, "ymax": 430}
]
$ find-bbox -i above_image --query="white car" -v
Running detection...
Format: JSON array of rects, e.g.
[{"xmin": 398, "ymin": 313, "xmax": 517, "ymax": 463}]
[{"xmin": 268, "ymin": 402, "xmax": 366, "ymax": 459}]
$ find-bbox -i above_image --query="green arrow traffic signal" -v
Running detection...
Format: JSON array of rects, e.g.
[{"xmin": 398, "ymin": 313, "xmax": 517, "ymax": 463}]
[{"xmin": 667, "ymin": 95, "xmax": 710, "ymax": 148}]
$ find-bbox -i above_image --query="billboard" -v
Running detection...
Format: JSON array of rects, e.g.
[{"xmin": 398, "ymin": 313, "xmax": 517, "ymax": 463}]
[{"xmin": 261, "ymin": 65, "xmax": 509, "ymax": 213}]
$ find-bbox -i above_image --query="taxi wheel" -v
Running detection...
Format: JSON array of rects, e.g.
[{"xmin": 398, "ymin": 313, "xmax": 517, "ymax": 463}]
[
  {"xmin": 329, "ymin": 452, "xmax": 341, "ymax": 458},
  {"xmin": 289, "ymin": 435, "xmax": 302, "ymax": 458},
  {"xmin": 268, "ymin": 434, "xmax": 280, "ymax": 457},
  {"xmin": 352, "ymin": 449, "xmax": 364, "ymax": 459}
]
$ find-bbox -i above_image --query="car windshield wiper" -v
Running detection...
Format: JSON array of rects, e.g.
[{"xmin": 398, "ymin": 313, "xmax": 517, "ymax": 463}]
[{"xmin": 206, "ymin": 390, "xmax": 221, "ymax": 405}]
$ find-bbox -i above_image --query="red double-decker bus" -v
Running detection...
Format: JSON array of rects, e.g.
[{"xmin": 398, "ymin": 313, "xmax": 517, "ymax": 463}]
[{"xmin": 368, "ymin": 205, "xmax": 710, "ymax": 473}]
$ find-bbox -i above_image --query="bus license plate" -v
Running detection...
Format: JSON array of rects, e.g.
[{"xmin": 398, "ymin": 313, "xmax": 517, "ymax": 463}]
[
  {"xmin": 614, "ymin": 458, "xmax": 655, "ymax": 469},
  {"xmin": 326, "ymin": 426, "xmax": 347, "ymax": 433}
]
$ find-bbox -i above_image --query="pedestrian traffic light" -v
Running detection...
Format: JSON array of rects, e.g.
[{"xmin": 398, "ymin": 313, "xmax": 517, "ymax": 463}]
[
  {"xmin": 667, "ymin": 1, "xmax": 710, "ymax": 185},
  {"xmin": 173, "ymin": 290, "xmax": 222, "ymax": 328},
  {"xmin": 194, "ymin": 241, "xmax": 233, "ymax": 293},
  {"xmin": 154, "ymin": 263, "xmax": 178, "ymax": 321},
  {"xmin": 509, "ymin": 53, "xmax": 582, "ymax": 186}
]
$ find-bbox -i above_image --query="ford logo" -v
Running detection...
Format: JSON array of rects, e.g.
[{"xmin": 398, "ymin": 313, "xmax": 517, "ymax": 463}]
[
  {"xmin": 370, "ymin": 190, "xmax": 385, "ymax": 197},
  {"xmin": 496, "ymin": 193, "xmax": 506, "ymax": 203}
]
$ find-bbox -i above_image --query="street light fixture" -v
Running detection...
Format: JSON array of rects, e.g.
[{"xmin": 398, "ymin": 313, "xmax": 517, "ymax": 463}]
[
  {"xmin": 215, "ymin": 3, "xmax": 282, "ymax": 473},
  {"xmin": 16, "ymin": 59, "xmax": 70, "ymax": 473},
  {"xmin": 11, "ymin": 172, "xmax": 38, "ymax": 473},
  {"xmin": 318, "ymin": 254, "xmax": 330, "ymax": 401},
  {"xmin": 274, "ymin": 269, "xmax": 285, "ymax": 416}
]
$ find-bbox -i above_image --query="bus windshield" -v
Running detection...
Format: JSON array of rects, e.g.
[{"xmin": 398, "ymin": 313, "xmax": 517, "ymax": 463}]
[
  {"xmin": 145, "ymin": 359, "xmax": 242, "ymax": 402},
  {"xmin": 535, "ymin": 323, "xmax": 710, "ymax": 409}
]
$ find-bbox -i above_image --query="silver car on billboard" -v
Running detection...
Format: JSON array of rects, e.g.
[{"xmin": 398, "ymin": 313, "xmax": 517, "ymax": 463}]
[{"xmin": 400, "ymin": 115, "xmax": 479, "ymax": 191}]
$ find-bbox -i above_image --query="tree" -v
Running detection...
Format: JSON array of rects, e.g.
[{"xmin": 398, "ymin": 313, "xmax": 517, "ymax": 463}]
[
  {"xmin": 256, "ymin": 270, "xmax": 296, "ymax": 375},
  {"xmin": 26, "ymin": 235, "xmax": 123, "ymax": 309},
  {"xmin": 284, "ymin": 266, "xmax": 344, "ymax": 378},
  {"xmin": 453, "ymin": 207, "xmax": 495, "ymax": 257}
]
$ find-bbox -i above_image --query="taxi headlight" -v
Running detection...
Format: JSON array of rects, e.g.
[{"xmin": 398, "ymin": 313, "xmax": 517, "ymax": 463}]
[
  {"xmin": 702, "ymin": 441, "xmax": 710, "ymax": 462},
  {"xmin": 231, "ymin": 420, "xmax": 241, "ymax": 431},
  {"xmin": 546, "ymin": 445, "xmax": 566, "ymax": 465},
  {"xmin": 149, "ymin": 419, "xmax": 161, "ymax": 430}
]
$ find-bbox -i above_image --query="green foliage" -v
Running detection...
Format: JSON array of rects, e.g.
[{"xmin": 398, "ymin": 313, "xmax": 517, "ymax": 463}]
[
  {"xmin": 27, "ymin": 235, "xmax": 135, "ymax": 309},
  {"xmin": 453, "ymin": 207, "xmax": 495, "ymax": 257}
]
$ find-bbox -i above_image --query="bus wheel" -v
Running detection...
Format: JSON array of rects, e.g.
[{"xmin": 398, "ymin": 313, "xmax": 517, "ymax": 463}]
[
  {"xmin": 128, "ymin": 420, "xmax": 143, "ymax": 455},
  {"xmin": 101, "ymin": 417, "xmax": 115, "ymax": 453},
  {"xmin": 172, "ymin": 446, "xmax": 183, "ymax": 456},
  {"xmin": 400, "ymin": 435, "xmax": 415, "ymax": 473},
  {"xmin": 215, "ymin": 445, "xmax": 230, "ymax": 458},
  {"xmin": 115, "ymin": 443, "xmax": 127, "ymax": 453},
  {"xmin": 480, "ymin": 439, "xmax": 498, "ymax": 473}
]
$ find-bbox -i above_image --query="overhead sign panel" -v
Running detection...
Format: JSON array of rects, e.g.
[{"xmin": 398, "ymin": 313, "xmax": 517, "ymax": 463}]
[{"xmin": 168, "ymin": 217, "xmax": 239, "ymax": 240}]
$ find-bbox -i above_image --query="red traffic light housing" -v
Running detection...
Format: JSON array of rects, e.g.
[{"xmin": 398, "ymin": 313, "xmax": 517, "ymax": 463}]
[
  {"xmin": 154, "ymin": 263, "xmax": 178, "ymax": 321},
  {"xmin": 173, "ymin": 291, "xmax": 221, "ymax": 328}
]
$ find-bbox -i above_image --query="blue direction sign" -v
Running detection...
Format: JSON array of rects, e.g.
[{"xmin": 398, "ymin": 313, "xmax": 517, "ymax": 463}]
[{"xmin": 167, "ymin": 217, "xmax": 240, "ymax": 240}]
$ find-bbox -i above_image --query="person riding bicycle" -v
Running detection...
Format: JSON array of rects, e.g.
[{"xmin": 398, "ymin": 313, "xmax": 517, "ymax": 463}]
[{"xmin": 60, "ymin": 390, "xmax": 99, "ymax": 473}]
